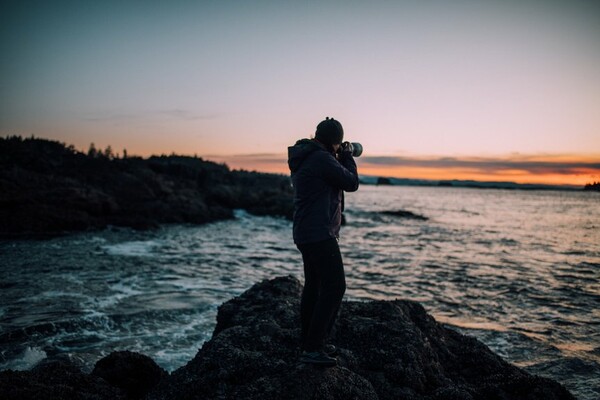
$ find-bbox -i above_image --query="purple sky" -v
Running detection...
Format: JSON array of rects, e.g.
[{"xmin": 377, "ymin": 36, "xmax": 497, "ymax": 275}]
[{"xmin": 1, "ymin": 1, "xmax": 599, "ymax": 183}]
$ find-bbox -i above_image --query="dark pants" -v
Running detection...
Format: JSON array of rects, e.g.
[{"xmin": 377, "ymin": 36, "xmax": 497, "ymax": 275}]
[{"xmin": 297, "ymin": 238, "xmax": 346, "ymax": 352}]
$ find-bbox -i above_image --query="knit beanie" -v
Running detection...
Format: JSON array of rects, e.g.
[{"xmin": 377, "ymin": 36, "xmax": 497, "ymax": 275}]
[{"xmin": 315, "ymin": 117, "xmax": 344, "ymax": 145}]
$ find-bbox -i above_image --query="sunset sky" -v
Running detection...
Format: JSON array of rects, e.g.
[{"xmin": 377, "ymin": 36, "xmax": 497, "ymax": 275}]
[{"xmin": 1, "ymin": 1, "xmax": 599, "ymax": 185}]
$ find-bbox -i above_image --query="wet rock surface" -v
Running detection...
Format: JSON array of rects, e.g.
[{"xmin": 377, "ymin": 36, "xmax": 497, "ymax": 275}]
[
  {"xmin": 0, "ymin": 276, "xmax": 576, "ymax": 399},
  {"xmin": 149, "ymin": 276, "xmax": 574, "ymax": 400}
]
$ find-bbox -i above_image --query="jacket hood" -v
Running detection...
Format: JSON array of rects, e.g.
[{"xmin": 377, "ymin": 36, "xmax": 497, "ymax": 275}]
[{"xmin": 288, "ymin": 139, "xmax": 324, "ymax": 173}]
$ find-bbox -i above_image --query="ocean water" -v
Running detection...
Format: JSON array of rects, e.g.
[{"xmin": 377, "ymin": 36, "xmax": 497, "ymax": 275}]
[{"xmin": 0, "ymin": 186, "xmax": 598, "ymax": 399}]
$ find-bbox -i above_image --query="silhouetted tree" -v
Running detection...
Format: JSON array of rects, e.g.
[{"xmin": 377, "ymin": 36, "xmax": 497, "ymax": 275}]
[
  {"xmin": 103, "ymin": 145, "xmax": 113, "ymax": 159},
  {"xmin": 88, "ymin": 143, "xmax": 97, "ymax": 158}
]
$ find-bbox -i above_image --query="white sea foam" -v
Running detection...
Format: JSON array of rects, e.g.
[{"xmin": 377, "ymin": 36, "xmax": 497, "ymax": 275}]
[
  {"xmin": 233, "ymin": 209, "xmax": 251, "ymax": 219},
  {"xmin": 95, "ymin": 281, "xmax": 144, "ymax": 309},
  {"xmin": 3, "ymin": 347, "xmax": 47, "ymax": 371},
  {"xmin": 102, "ymin": 240, "xmax": 160, "ymax": 257}
]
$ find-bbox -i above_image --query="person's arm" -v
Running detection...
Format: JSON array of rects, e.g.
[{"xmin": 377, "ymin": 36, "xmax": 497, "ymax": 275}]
[{"xmin": 319, "ymin": 151, "xmax": 359, "ymax": 192}]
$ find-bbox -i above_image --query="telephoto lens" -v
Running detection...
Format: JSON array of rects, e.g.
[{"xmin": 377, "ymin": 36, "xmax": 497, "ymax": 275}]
[{"xmin": 351, "ymin": 142, "xmax": 363, "ymax": 157}]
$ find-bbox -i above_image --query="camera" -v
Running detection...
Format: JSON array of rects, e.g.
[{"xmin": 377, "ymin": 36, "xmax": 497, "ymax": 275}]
[{"xmin": 339, "ymin": 142, "xmax": 363, "ymax": 157}]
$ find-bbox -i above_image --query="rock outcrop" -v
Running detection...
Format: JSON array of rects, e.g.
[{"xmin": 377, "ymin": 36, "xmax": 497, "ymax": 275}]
[
  {"xmin": 0, "ymin": 276, "xmax": 576, "ymax": 399},
  {"xmin": 148, "ymin": 276, "xmax": 574, "ymax": 400},
  {"xmin": 0, "ymin": 352, "xmax": 166, "ymax": 400},
  {"xmin": 380, "ymin": 210, "xmax": 428, "ymax": 220},
  {"xmin": 92, "ymin": 351, "xmax": 168, "ymax": 399},
  {"xmin": 0, "ymin": 359, "xmax": 128, "ymax": 400}
]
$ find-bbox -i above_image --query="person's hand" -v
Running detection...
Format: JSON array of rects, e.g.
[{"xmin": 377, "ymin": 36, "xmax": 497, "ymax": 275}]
[{"xmin": 339, "ymin": 141, "xmax": 354, "ymax": 155}]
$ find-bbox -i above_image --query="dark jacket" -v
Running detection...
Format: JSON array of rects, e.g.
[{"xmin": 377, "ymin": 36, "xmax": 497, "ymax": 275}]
[{"xmin": 288, "ymin": 139, "xmax": 359, "ymax": 245}]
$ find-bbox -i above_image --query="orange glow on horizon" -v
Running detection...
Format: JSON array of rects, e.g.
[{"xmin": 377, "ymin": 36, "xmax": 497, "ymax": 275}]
[
  {"xmin": 207, "ymin": 153, "xmax": 600, "ymax": 187},
  {"xmin": 358, "ymin": 166, "xmax": 597, "ymax": 186}
]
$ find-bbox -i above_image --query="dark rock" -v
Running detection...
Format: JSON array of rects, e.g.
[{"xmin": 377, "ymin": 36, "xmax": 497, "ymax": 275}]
[
  {"xmin": 92, "ymin": 351, "xmax": 168, "ymax": 399},
  {"xmin": 0, "ymin": 359, "xmax": 126, "ymax": 400},
  {"xmin": 0, "ymin": 351, "xmax": 167, "ymax": 400},
  {"xmin": 376, "ymin": 177, "xmax": 392, "ymax": 185},
  {"xmin": 381, "ymin": 210, "xmax": 428, "ymax": 220},
  {"xmin": 148, "ymin": 276, "xmax": 575, "ymax": 400}
]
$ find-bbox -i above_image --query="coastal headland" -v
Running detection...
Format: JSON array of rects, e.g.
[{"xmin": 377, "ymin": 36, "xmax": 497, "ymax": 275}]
[{"xmin": 0, "ymin": 136, "xmax": 293, "ymax": 238}]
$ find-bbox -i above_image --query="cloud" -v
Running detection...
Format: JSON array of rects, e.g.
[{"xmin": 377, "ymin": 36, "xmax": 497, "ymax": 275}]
[
  {"xmin": 212, "ymin": 152, "xmax": 600, "ymax": 176},
  {"xmin": 82, "ymin": 113, "xmax": 137, "ymax": 122},
  {"xmin": 360, "ymin": 155, "xmax": 600, "ymax": 176},
  {"xmin": 198, "ymin": 152, "xmax": 600, "ymax": 185},
  {"xmin": 82, "ymin": 109, "xmax": 218, "ymax": 123},
  {"xmin": 157, "ymin": 109, "xmax": 218, "ymax": 121}
]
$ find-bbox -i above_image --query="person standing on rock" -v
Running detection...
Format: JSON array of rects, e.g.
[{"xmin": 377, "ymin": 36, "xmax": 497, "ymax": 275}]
[{"xmin": 287, "ymin": 117, "xmax": 359, "ymax": 366}]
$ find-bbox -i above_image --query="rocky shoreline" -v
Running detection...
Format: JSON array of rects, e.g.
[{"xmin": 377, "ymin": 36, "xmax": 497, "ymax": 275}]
[
  {"xmin": 0, "ymin": 136, "xmax": 293, "ymax": 238},
  {"xmin": 0, "ymin": 276, "xmax": 575, "ymax": 400}
]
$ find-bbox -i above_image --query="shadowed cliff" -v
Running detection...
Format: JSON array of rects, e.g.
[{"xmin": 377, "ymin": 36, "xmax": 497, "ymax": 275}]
[{"xmin": 0, "ymin": 136, "xmax": 293, "ymax": 237}]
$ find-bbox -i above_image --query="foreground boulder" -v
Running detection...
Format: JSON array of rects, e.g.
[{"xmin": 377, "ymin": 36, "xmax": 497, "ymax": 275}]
[
  {"xmin": 0, "ymin": 276, "xmax": 575, "ymax": 399},
  {"xmin": 148, "ymin": 276, "xmax": 575, "ymax": 400},
  {"xmin": 0, "ymin": 352, "xmax": 166, "ymax": 400},
  {"xmin": 0, "ymin": 359, "xmax": 127, "ymax": 400},
  {"xmin": 92, "ymin": 351, "xmax": 168, "ymax": 399}
]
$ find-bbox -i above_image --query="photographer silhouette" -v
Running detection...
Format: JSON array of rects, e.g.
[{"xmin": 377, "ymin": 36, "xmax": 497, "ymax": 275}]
[{"xmin": 287, "ymin": 117, "xmax": 359, "ymax": 366}]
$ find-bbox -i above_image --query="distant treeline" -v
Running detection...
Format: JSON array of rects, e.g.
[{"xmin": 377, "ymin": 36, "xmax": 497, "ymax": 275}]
[
  {"xmin": 361, "ymin": 176, "xmax": 582, "ymax": 191},
  {"xmin": 583, "ymin": 182, "xmax": 600, "ymax": 191},
  {"xmin": 0, "ymin": 136, "xmax": 293, "ymax": 237}
]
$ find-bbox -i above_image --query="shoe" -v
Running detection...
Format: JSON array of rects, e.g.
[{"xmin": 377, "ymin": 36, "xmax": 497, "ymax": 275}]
[
  {"xmin": 323, "ymin": 344, "xmax": 338, "ymax": 356},
  {"xmin": 299, "ymin": 351, "xmax": 337, "ymax": 366}
]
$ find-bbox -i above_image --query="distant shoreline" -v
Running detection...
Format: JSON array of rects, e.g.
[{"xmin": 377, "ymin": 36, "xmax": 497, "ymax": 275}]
[{"xmin": 360, "ymin": 175, "xmax": 586, "ymax": 191}]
